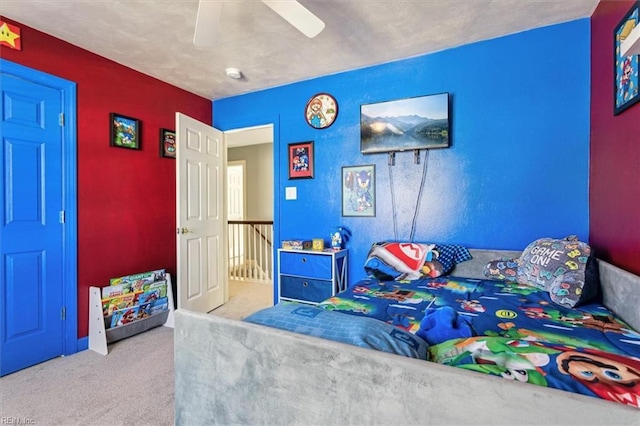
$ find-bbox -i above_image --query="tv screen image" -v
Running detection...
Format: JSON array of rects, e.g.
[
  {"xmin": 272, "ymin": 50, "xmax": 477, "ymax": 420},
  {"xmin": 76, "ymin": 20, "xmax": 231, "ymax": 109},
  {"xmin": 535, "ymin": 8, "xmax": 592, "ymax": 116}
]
[{"xmin": 360, "ymin": 92, "xmax": 450, "ymax": 154}]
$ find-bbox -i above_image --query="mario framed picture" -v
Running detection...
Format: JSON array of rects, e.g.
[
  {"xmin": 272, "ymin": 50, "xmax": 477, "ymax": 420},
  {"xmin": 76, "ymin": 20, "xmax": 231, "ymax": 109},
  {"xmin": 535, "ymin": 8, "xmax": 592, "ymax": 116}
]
[
  {"xmin": 341, "ymin": 164, "xmax": 375, "ymax": 217},
  {"xmin": 288, "ymin": 141, "xmax": 314, "ymax": 179},
  {"xmin": 614, "ymin": 1, "xmax": 640, "ymax": 115}
]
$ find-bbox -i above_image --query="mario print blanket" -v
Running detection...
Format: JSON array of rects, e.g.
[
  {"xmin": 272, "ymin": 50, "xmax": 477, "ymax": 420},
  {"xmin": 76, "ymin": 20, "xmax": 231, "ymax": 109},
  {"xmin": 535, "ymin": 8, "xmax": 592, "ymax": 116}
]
[{"xmin": 318, "ymin": 276, "xmax": 640, "ymax": 408}]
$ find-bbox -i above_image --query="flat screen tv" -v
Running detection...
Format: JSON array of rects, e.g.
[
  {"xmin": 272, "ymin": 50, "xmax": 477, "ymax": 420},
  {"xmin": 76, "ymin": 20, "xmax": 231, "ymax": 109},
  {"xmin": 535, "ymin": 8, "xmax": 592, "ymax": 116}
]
[{"xmin": 360, "ymin": 92, "xmax": 450, "ymax": 154}]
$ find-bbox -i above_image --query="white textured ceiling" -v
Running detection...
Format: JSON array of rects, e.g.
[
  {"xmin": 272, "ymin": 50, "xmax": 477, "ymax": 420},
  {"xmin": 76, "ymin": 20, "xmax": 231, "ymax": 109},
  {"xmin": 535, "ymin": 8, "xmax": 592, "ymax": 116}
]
[{"xmin": 0, "ymin": 0, "xmax": 598, "ymax": 101}]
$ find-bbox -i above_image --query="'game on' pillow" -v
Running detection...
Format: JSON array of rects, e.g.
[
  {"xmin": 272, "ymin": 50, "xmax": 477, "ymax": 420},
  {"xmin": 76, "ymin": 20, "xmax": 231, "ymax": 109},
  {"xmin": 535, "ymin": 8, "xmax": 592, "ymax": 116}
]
[{"xmin": 484, "ymin": 235, "xmax": 600, "ymax": 308}]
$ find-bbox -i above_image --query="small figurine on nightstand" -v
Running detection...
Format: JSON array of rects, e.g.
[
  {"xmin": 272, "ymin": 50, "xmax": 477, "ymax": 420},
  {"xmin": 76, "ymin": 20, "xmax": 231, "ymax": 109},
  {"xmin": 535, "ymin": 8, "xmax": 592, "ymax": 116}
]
[{"xmin": 330, "ymin": 226, "xmax": 351, "ymax": 251}]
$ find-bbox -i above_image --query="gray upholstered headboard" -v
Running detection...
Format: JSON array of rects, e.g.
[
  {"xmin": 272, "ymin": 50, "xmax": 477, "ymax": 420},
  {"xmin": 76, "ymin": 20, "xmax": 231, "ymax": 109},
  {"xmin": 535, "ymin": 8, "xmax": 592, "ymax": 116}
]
[{"xmin": 453, "ymin": 249, "xmax": 640, "ymax": 332}]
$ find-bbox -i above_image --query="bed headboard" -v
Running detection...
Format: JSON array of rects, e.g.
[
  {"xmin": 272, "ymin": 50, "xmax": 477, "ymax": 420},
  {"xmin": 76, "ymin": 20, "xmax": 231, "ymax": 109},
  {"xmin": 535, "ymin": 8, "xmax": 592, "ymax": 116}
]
[{"xmin": 453, "ymin": 249, "xmax": 640, "ymax": 332}]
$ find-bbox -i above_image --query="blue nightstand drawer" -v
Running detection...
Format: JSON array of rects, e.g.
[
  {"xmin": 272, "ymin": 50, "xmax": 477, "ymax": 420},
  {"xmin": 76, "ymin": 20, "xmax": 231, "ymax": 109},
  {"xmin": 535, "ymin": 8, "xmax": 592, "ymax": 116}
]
[
  {"xmin": 280, "ymin": 276, "xmax": 332, "ymax": 303},
  {"xmin": 280, "ymin": 252, "xmax": 331, "ymax": 279}
]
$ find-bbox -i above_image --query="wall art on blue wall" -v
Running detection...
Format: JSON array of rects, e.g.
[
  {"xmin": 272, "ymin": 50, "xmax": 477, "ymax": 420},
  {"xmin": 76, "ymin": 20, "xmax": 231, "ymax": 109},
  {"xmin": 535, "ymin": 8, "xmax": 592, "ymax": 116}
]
[
  {"xmin": 360, "ymin": 92, "xmax": 449, "ymax": 154},
  {"xmin": 288, "ymin": 141, "xmax": 314, "ymax": 179},
  {"xmin": 305, "ymin": 93, "xmax": 338, "ymax": 129},
  {"xmin": 342, "ymin": 165, "xmax": 375, "ymax": 217},
  {"xmin": 614, "ymin": 1, "xmax": 640, "ymax": 115}
]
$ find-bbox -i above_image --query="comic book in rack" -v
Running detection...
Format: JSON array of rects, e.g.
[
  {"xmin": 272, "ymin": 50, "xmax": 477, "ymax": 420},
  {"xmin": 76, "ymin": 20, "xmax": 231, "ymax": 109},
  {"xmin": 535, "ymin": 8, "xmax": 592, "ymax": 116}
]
[
  {"xmin": 145, "ymin": 280, "xmax": 167, "ymax": 297},
  {"xmin": 101, "ymin": 293, "xmax": 136, "ymax": 316},
  {"xmin": 137, "ymin": 288, "xmax": 162, "ymax": 306},
  {"xmin": 138, "ymin": 302, "xmax": 153, "ymax": 319},
  {"xmin": 150, "ymin": 297, "xmax": 169, "ymax": 314},
  {"xmin": 109, "ymin": 269, "xmax": 166, "ymax": 292},
  {"xmin": 110, "ymin": 305, "xmax": 140, "ymax": 328},
  {"xmin": 101, "ymin": 282, "xmax": 133, "ymax": 299}
]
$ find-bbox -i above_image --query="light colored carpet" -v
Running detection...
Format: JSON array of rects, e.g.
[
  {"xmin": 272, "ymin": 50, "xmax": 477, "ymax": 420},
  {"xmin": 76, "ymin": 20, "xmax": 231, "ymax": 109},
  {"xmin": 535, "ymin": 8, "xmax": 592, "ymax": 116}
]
[
  {"xmin": 0, "ymin": 326, "xmax": 174, "ymax": 426},
  {"xmin": 209, "ymin": 279, "xmax": 273, "ymax": 320},
  {"xmin": 0, "ymin": 280, "xmax": 273, "ymax": 426}
]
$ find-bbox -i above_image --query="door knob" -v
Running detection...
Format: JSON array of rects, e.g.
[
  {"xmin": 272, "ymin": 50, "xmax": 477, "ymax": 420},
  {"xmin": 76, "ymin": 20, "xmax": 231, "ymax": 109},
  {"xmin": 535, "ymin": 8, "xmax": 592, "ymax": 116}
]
[{"xmin": 180, "ymin": 227, "xmax": 191, "ymax": 234}]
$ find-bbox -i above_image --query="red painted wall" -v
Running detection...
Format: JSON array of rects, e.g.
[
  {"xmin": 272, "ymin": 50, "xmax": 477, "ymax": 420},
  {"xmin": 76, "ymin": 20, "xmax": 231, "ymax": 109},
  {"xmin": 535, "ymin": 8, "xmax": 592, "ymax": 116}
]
[
  {"xmin": 590, "ymin": 1, "xmax": 640, "ymax": 275},
  {"xmin": 0, "ymin": 17, "xmax": 212, "ymax": 338}
]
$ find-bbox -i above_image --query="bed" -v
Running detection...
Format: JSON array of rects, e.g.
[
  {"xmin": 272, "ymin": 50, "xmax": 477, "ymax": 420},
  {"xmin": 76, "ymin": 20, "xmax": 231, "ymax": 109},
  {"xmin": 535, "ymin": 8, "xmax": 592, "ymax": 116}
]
[{"xmin": 174, "ymin": 247, "xmax": 640, "ymax": 425}]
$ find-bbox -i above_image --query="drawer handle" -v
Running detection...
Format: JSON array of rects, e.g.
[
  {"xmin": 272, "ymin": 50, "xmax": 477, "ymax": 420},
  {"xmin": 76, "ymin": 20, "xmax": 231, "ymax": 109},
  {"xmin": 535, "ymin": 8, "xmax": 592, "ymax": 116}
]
[
  {"xmin": 302, "ymin": 281, "xmax": 308, "ymax": 287},
  {"xmin": 301, "ymin": 257, "xmax": 307, "ymax": 263}
]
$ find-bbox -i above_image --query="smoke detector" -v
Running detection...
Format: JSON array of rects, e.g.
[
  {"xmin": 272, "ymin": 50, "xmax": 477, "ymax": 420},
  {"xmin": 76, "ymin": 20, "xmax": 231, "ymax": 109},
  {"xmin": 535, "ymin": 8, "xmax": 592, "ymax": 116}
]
[{"xmin": 225, "ymin": 67, "xmax": 243, "ymax": 80}]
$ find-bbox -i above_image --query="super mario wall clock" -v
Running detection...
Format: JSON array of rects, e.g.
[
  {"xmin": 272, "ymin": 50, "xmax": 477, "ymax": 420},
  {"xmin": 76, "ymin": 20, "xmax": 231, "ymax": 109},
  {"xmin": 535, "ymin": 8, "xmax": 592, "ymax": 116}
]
[{"xmin": 305, "ymin": 93, "xmax": 338, "ymax": 129}]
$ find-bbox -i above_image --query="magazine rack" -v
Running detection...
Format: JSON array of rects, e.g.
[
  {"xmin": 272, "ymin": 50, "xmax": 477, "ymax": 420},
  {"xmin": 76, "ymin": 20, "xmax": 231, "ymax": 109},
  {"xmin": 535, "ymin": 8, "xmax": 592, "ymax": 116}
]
[{"xmin": 88, "ymin": 274, "xmax": 175, "ymax": 355}]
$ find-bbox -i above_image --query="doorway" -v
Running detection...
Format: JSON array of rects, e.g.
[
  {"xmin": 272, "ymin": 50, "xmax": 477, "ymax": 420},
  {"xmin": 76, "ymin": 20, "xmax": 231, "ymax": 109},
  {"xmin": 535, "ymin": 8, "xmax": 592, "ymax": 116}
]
[{"xmin": 222, "ymin": 124, "xmax": 274, "ymax": 314}]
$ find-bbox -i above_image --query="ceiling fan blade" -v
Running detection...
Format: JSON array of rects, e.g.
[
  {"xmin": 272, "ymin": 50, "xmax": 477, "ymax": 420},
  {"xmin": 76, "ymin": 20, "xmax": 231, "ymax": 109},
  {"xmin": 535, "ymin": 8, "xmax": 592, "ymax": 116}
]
[
  {"xmin": 261, "ymin": 0, "xmax": 325, "ymax": 38},
  {"xmin": 193, "ymin": 0, "xmax": 222, "ymax": 46}
]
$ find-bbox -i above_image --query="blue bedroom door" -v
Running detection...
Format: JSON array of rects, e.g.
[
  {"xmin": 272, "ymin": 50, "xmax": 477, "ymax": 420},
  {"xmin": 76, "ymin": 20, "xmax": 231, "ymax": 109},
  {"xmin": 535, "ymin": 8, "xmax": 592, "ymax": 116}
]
[{"xmin": 0, "ymin": 60, "xmax": 77, "ymax": 376}]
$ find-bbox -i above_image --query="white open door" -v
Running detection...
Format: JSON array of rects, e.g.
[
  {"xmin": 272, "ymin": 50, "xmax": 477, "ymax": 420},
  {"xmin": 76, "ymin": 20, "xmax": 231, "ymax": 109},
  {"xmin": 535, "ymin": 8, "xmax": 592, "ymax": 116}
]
[{"xmin": 176, "ymin": 113, "xmax": 227, "ymax": 312}]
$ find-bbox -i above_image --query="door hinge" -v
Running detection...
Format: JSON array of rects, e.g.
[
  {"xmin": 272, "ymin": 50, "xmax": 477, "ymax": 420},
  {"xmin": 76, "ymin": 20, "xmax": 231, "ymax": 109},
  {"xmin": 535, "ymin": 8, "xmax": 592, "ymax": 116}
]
[
  {"xmin": 61, "ymin": 306, "xmax": 66, "ymax": 320},
  {"xmin": 59, "ymin": 112, "xmax": 64, "ymax": 126},
  {"xmin": 60, "ymin": 210, "xmax": 65, "ymax": 223}
]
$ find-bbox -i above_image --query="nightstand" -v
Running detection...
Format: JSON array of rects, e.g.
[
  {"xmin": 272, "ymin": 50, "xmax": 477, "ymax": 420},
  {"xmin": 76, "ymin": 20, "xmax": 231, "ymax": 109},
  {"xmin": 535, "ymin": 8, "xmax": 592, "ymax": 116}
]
[{"xmin": 277, "ymin": 248, "xmax": 348, "ymax": 304}]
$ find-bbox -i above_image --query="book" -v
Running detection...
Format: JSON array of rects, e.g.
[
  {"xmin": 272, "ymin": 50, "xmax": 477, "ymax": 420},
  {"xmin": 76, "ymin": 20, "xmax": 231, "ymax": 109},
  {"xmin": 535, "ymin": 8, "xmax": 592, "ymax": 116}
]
[
  {"xmin": 109, "ymin": 269, "xmax": 166, "ymax": 291},
  {"xmin": 150, "ymin": 297, "xmax": 169, "ymax": 314},
  {"xmin": 137, "ymin": 289, "xmax": 161, "ymax": 306},
  {"xmin": 101, "ymin": 293, "xmax": 136, "ymax": 316},
  {"xmin": 143, "ymin": 280, "xmax": 167, "ymax": 297},
  {"xmin": 101, "ymin": 282, "xmax": 133, "ymax": 299},
  {"xmin": 138, "ymin": 302, "xmax": 153, "ymax": 319},
  {"xmin": 110, "ymin": 305, "xmax": 140, "ymax": 328}
]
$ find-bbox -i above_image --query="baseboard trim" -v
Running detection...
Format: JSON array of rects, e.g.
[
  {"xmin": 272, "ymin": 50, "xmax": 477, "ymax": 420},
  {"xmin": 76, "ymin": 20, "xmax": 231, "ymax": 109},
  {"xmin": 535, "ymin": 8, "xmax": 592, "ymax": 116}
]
[{"xmin": 77, "ymin": 337, "xmax": 88, "ymax": 351}]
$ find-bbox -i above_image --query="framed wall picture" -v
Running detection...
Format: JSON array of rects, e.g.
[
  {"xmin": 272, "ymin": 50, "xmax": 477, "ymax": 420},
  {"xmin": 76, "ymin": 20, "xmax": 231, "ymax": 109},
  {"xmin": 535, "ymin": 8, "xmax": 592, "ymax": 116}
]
[
  {"xmin": 288, "ymin": 141, "xmax": 314, "ymax": 179},
  {"xmin": 342, "ymin": 164, "xmax": 375, "ymax": 217},
  {"xmin": 160, "ymin": 128, "xmax": 176, "ymax": 158},
  {"xmin": 614, "ymin": 1, "xmax": 640, "ymax": 115},
  {"xmin": 110, "ymin": 113, "xmax": 141, "ymax": 149}
]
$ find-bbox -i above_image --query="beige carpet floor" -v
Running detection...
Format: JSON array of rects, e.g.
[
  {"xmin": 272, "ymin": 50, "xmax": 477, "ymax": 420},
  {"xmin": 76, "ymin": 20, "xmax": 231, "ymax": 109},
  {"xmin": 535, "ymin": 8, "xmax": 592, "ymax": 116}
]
[
  {"xmin": 209, "ymin": 279, "xmax": 273, "ymax": 320},
  {"xmin": 0, "ymin": 280, "xmax": 273, "ymax": 426}
]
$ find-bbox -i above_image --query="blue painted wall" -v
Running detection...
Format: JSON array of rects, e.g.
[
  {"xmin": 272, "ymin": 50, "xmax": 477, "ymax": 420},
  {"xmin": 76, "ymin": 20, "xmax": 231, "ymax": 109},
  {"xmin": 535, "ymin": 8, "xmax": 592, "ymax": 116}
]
[{"xmin": 213, "ymin": 19, "xmax": 591, "ymax": 288}]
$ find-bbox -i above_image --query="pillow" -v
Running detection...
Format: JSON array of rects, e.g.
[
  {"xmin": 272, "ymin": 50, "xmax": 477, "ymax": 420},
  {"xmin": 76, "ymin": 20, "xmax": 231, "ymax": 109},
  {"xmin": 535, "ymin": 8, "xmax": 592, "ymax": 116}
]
[
  {"xmin": 364, "ymin": 241, "xmax": 472, "ymax": 281},
  {"xmin": 483, "ymin": 258, "xmax": 519, "ymax": 281},
  {"xmin": 244, "ymin": 302, "xmax": 428, "ymax": 359},
  {"xmin": 483, "ymin": 236, "xmax": 600, "ymax": 308}
]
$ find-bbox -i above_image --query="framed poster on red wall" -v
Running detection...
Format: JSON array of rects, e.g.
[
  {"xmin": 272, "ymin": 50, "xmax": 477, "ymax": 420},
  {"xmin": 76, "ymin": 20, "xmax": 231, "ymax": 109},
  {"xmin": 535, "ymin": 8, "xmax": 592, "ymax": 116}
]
[{"xmin": 614, "ymin": 1, "xmax": 640, "ymax": 115}]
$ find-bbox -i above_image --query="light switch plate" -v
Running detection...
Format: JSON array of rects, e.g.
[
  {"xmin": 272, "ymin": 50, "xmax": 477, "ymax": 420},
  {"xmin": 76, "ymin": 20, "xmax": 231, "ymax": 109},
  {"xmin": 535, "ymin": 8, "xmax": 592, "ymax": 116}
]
[{"xmin": 285, "ymin": 186, "xmax": 297, "ymax": 200}]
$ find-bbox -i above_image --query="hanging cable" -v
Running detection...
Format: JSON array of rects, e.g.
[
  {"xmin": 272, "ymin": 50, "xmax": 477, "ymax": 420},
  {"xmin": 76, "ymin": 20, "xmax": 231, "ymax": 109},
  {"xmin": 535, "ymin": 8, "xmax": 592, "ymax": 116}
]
[
  {"xmin": 388, "ymin": 161, "xmax": 398, "ymax": 240},
  {"xmin": 409, "ymin": 149, "xmax": 429, "ymax": 242}
]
